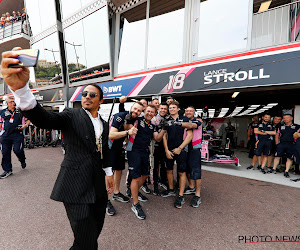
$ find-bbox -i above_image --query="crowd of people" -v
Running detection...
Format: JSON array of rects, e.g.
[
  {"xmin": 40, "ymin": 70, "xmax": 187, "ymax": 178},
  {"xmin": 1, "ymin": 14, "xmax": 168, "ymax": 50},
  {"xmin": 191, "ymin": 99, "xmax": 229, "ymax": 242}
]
[
  {"xmin": 247, "ymin": 112, "xmax": 300, "ymax": 179},
  {"xmin": 2, "ymin": 47, "xmax": 300, "ymax": 249},
  {"xmin": 106, "ymin": 95, "xmax": 203, "ymax": 220},
  {"xmin": 0, "ymin": 10, "xmax": 27, "ymax": 28}
]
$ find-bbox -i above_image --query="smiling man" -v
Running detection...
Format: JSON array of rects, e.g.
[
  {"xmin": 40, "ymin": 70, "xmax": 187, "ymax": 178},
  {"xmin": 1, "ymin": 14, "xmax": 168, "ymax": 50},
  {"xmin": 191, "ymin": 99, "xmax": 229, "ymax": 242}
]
[
  {"xmin": 107, "ymin": 101, "xmax": 143, "ymax": 215},
  {"xmin": 1, "ymin": 48, "xmax": 114, "ymax": 249},
  {"xmin": 125, "ymin": 105, "xmax": 166, "ymax": 219}
]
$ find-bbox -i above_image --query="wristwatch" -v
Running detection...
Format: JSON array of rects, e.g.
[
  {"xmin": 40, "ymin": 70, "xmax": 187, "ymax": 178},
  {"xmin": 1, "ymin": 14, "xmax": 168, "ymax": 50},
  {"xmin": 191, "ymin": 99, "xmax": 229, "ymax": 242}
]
[{"xmin": 126, "ymin": 130, "xmax": 129, "ymax": 136}]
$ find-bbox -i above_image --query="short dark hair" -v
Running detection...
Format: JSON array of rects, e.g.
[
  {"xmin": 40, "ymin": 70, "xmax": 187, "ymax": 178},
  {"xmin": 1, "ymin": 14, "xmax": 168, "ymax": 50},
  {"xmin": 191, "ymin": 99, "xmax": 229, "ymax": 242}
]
[
  {"xmin": 262, "ymin": 112, "xmax": 271, "ymax": 117},
  {"xmin": 134, "ymin": 101, "xmax": 144, "ymax": 107},
  {"xmin": 85, "ymin": 84, "xmax": 103, "ymax": 100},
  {"xmin": 169, "ymin": 101, "xmax": 180, "ymax": 108},
  {"xmin": 167, "ymin": 96, "xmax": 174, "ymax": 100},
  {"xmin": 186, "ymin": 106, "xmax": 195, "ymax": 111},
  {"xmin": 159, "ymin": 102, "xmax": 168, "ymax": 107},
  {"xmin": 152, "ymin": 98, "xmax": 159, "ymax": 101}
]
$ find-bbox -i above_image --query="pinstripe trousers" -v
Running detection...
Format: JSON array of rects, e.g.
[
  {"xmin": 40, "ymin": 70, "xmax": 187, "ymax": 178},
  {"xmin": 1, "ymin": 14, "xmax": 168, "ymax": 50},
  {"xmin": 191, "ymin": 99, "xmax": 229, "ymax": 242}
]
[{"xmin": 64, "ymin": 197, "xmax": 107, "ymax": 250}]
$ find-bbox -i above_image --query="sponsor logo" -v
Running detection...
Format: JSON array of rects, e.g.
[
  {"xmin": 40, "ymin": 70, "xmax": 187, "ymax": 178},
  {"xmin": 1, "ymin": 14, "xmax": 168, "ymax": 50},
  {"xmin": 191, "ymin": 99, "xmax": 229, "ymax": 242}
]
[
  {"xmin": 203, "ymin": 68, "xmax": 270, "ymax": 84},
  {"xmin": 103, "ymin": 85, "xmax": 122, "ymax": 93}
]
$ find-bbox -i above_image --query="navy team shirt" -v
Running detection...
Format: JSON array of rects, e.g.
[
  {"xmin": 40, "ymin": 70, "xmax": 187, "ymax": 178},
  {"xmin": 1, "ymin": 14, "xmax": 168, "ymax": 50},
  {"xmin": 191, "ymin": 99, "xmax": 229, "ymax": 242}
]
[
  {"xmin": 131, "ymin": 117, "xmax": 156, "ymax": 152},
  {"xmin": 109, "ymin": 111, "xmax": 129, "ymax": 150},
  {"xmin": 277, "ymin": 123, "xmax": 300, "ymax": 143},
  {"xmin": 0, "ymin": 108, "xmax": 24, "ymax": 137},
  {"xmin": 166, "ymin": 115, "xmax": 190, "ymax": 150},
  {"xmin": 256, "ymin": 122, "xmax": 275, "ymax": 141},
  {"xmin": 248, "ymin": 121, "xmax": 259, "ymax": 141}
]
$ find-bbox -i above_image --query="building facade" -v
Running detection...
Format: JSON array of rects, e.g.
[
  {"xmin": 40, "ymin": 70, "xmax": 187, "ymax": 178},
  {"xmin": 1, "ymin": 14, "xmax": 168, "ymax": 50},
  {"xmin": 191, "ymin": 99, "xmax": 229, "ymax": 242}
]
[{"xmin": 1, "ymin": 0, "xmax": 300, "ymax": 135}]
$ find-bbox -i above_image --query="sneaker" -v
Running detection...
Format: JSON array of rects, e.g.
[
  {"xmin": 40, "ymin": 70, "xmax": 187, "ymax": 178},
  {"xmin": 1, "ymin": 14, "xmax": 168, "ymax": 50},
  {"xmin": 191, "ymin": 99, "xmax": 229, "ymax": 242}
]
[
  {"xmin": 0, "ymin": 170, "xmax": 13, "ymax": 179},
  {"xmin": 246, "ymin": 165, "xmax": 254, "ymax": 170},
  {"xmin": 284, "ymin": 171, "xmax": 290, "ymax": 178},
  {"xmin": 161, "ymin": 189, "xmax": 176, "ymax": 197},
  {"xmin": 126, "ymin": 187, "xmax": 131, "ymax": 197},
  {"xmin": 261, "ymin": 168, "xmax": 266, "ymax": 174},
  {"xmin": 141, "ymin": 184, "xmax": 151, "ymax": 194},
  {"xmin": 138, "ymin": 192, "xmax": 148, "ymax": 202},
  {"xmin": 268, "ymin": 168, "xmax": 276, "ymax": 174},
  {"xmin": 21, "ymin": 162, "xmax": 27, "ymax": 169},
  {"xmin": 257, "ymin": 165, "xmax": 261, "ymax": 170},
  {"xmin": 153, "ymin": 187, "xmax": 160, "ymax": 196},
  {"xmin": 174, "ymin": 195, "xmax": 185, "ymax": 209},
  {"xmin": 131, "ymin": 202, "xmax": 146, "ymax": 220},
  {"xmin": 112, "ymin": 192, "xmax": 130, "ymax": 203},
  {"xmin": 190, "ymin": 195, "xmax": 201, "ymax": 208},
  {"xmin": 183, "ymin": 186, "xmax": 196, "ymax": 195},
  {"xmin": 159, "ymin": 182, "xmax": 168, "ymax": 190},
  {"xmin": 106, "ymin": 200, "xmax": 116, "ymax": 216}
]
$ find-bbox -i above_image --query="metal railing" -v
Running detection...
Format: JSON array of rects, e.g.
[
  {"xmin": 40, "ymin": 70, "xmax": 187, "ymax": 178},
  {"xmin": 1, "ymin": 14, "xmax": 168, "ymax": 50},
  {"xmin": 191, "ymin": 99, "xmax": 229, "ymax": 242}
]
[
  {"xmin": 252, "ymin": 1, "xmax": 300, "ymax": 49},
  {"xmin": 0, "ymin": 19, "xmax": 31, "ymax": 40}
]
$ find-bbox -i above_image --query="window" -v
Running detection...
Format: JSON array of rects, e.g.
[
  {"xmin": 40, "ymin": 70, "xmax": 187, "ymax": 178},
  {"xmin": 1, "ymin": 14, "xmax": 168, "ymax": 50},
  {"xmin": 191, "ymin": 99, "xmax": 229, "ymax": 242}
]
[
  {"xmin": 31, "ymin": 32, "xmax": 62, "ymax": 88},
  {"xmin": 118, "ymin": 2, "xmax": 147, "ymax": 74},
  {"xmin": 147, "ymin": 1, "xmax": 185, "ymax": 68},
  {"xmin": 64, "ymin": 7, "xmax": 111, "ymax": 84},
  {"xmin": 197, "ymin": 0, "xmax": 249, "ymax": 58},
  {"xmin": 25, "ymin": 0, "xmax": 56, "ymax": 36}
]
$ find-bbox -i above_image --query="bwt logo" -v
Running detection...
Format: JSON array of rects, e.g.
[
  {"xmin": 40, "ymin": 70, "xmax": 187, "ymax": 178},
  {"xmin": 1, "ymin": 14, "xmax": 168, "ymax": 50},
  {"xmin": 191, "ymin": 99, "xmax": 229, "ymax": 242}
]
[{"xmin": 103, "ymin": 85, "xmax": 122, "ymax": 93}]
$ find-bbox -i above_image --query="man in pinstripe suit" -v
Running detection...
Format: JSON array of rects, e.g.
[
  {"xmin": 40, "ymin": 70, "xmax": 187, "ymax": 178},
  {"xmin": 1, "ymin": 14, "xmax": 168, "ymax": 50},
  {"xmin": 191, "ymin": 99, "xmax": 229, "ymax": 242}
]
[{"xmin": 1, "ymin": 48, "xmax": 114, "ymax": 250}]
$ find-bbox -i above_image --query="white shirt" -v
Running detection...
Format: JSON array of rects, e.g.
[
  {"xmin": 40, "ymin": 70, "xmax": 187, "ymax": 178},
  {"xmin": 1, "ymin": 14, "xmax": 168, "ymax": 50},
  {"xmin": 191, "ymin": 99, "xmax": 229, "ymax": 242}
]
[{"xmin": 11, "ymin": 83, "xmax": 112, "ymax": 176}]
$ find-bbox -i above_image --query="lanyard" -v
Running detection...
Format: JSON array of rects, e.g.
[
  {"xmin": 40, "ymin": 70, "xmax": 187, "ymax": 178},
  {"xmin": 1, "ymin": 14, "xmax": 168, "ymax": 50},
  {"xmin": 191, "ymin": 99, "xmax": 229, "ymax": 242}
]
[{"xmin": 8, "ymin": 109, "xmax": 16, "ymax": 119}]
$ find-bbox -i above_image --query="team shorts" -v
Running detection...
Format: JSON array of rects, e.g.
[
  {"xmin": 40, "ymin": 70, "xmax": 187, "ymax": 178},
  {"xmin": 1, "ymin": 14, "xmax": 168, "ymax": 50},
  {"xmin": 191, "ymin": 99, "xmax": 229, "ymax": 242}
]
[
  {"xmin": 109, "ymin": 148, "xmax": 125, "ymax": 171},
  {"xmin": 165, "ymin": 150, "xmax": 187, "ymax": 173},
  {"xmin": 275, "ymin": 142, "xmax": 295, "ymax": 159},
  {"xmin": 255, "ymin": 140, "xmax": 272, "ymax": 156},
  {"xmin": 127, "ymin": 150, "xmax": 150, "ymax": 179},
  {"xmin": 187, "ymin": 149, "xmax": 201, "ymax": 180},
  {"xmin": 270, "ymin": 140, "xmax": 277, "ymax": 155},
  {"xmin": 294, "ymin": 146, "xmax": 300, "ymax": 164}
]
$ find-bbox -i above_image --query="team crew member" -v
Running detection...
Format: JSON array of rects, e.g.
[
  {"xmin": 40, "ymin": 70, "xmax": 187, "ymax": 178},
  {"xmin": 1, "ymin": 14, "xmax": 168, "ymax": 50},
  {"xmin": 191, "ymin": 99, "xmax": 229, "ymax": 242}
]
[
  {"xmin": 2, "ymin": 48, "xmax": 114, "ymax": 249},
  {"xmin": 151, "ymin": 98, "xmax": 160, "ymax": 110},
  {"xmin": 225, "ymin": 122, "xmax": 236, "ymax": 148},
  {"xmin": 254, "ymin": 113, "xmax": 276, "ymax": 174},
  {"xmin": 247, "ymin": 115, "xmax": 261, "ymax": 170},
  {"xmin": 269, "ymin": 113, "xmax": 299, "ymax": 177},
  {"xmin": 117, "ymin": 96, "xmax": 151, "ymax": 194},
  {"xmin": 107, "ymin": 102, "xmax": 143, "ymax": 215},
  {"xmin": 293, "ymin": 129, "xmax": 300, "ymax": 179},
  {"xmin": 267, "ymin": 115, "xmax": 282, "ymax": 169},
  {"xmin": 166, "ymin": 96, "xmax": 184, "ymax": 116},
  {"xmin": 125, "ymin": 105, "xmax": 166, "ymax": 219},
  {"xmin": 151, "ymin": 102, "xmax": 169, "ymax": 195},
  {"xmin": 205, "ymin": 121, "xmax": 215, "ymax": 135},
  {"xmin": 161, "ymin": 101, "xmax": 197, "ymax": 209},
  {"xmin": 183, "ymin": 106, "xmax": 202, "ymax": 208},
  {"xmin": 247, "ymin": 115, "xmax": 259, "ymax": 159},
  {"xmin": 0, "ymin": 96, "xmax": 30, "ymax": 178}
]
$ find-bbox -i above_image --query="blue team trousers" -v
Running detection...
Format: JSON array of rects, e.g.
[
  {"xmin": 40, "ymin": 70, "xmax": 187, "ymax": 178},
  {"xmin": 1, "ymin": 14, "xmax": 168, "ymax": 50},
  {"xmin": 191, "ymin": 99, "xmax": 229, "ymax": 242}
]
[{"xmin": 1, "ymin": 134, "xmax": 26, "ymax": 171}]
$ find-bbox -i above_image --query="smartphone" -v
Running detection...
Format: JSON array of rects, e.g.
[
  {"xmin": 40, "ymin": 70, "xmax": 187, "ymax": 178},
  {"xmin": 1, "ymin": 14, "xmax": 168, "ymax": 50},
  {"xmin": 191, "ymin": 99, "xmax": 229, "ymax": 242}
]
[{"xmin": 9, "ymin": 49, "xmax": 40, "ymax": 68}]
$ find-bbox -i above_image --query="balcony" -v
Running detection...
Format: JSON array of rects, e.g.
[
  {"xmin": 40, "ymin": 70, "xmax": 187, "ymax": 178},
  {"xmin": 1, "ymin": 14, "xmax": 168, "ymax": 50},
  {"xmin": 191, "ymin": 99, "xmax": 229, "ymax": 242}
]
[
  {"xmin": 251, "ymin": 1, "xmax": 300, "ymax": 49},
  {"xmin": 0, "ymin": 20, "xmax": 30, "ymax": 55}
]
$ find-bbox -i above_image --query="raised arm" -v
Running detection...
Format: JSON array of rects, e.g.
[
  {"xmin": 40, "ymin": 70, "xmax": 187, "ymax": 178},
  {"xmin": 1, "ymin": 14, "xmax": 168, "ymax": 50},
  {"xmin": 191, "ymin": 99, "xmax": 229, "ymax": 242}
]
[{"xmin": 109, "ymin": 126, "xmax": 137, "ymax": 140}]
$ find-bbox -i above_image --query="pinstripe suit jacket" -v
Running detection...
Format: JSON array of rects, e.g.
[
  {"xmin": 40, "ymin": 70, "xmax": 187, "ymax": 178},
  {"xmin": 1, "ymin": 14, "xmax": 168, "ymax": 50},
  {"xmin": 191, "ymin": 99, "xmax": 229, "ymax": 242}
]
[{"xmin": 22, "ymin": 103, "xmax": 109, "ymax": 204}]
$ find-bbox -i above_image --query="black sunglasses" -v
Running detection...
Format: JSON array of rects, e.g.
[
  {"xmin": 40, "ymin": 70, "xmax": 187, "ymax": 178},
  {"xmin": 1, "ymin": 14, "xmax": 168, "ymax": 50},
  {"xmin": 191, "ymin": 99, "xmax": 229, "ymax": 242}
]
[{"xmin": 82, "ymin": 91, "xmax": 98, "ymax": 98}]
